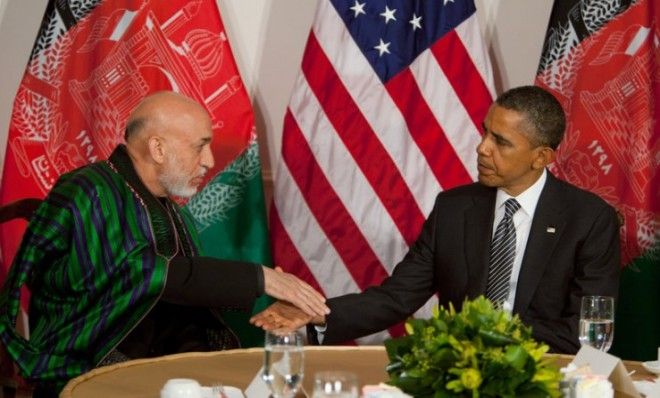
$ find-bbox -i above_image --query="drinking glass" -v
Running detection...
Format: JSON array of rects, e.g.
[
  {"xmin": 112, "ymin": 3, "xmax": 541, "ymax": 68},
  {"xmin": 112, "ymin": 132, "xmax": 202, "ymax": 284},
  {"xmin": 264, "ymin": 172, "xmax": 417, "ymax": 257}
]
[
  {"xmin": 262, "ymin": 331, "xmax": 304, "ymax": 398},
  {"xmin": 312, "ymin": 371, "xmax": 358, "ymax": 398},
  {"xmin": 579, "ymin": 295, "xmax": 615, "ymax": 352}
]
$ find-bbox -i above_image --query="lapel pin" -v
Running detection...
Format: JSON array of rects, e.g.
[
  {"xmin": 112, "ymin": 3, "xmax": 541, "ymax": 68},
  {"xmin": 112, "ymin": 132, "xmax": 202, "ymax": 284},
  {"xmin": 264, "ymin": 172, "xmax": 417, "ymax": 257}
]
[{"xmin": 546, "ymin": 226, "xmax": 556, "ymax": 234}]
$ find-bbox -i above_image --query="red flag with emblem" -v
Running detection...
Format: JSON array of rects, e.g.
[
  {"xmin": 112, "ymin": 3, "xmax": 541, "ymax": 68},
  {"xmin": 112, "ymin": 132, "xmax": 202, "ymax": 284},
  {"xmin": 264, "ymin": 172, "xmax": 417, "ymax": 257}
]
[
  {"xmin": 0, "ymin": 0, "xmax": 271, "ymax": 349},
  {"xmin": 535, "ymin": 0, "xmax": 659, "ymax": 360}
]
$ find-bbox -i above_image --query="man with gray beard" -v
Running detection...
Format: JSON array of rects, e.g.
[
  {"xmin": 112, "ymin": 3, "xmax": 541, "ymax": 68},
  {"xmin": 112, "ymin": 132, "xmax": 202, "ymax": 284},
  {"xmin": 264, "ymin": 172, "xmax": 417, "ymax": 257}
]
[{"xmin": 0, "ymin": 91, "xmax": 329, "ymax": 397}]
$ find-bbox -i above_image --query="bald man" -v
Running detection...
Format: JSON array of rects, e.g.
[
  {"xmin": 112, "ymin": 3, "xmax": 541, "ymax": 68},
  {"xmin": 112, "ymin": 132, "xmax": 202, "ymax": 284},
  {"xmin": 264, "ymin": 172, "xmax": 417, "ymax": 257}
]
[{"xmin": 0, "ymin": 92, "xmax": 328, "ymax": 396}]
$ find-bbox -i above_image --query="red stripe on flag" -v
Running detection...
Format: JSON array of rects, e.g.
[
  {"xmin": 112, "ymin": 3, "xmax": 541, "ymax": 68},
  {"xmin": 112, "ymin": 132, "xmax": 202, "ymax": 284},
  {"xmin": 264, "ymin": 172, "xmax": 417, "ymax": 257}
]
[
  {"xmin": 281, "ymin": 110, "xmax": 390, "ymax": 289},
  {"xmin": 386, "ymin": 68, "xmax": 474, "ymax": 190},
  {"xmin": 272, "ymin": 204, "xmax": 399, "ymax": 343},
  {"xmin": 270, "ymin": 209, "xmax": 324, "ymax": 293},
  {"xmin": 302, "ymin": 33, "xmax": 425, "ymax": 245},
  {"xmin": 431, "ymin": 30, "xmax": 492, "ymax": 130}
]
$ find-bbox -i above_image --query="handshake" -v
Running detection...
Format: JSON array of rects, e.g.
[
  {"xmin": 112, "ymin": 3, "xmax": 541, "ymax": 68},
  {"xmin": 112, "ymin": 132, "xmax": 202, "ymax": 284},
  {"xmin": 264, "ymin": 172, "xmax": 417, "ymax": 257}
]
[{"xmin": 254, "ymin": 266, "xmax": 329, "ymax": 332}]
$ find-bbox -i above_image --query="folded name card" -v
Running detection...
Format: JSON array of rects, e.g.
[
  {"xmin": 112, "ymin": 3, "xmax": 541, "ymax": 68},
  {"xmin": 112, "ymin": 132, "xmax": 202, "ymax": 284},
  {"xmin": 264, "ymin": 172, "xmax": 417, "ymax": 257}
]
[
  {"xmin": 572, "ymin": 345, "xmax": 641, "ymax": 398},
  {"xmin": 244, "ymin": 367, "xmax": 307, "ymax": 398},
  {"xmin": 244, "ymin": 366, "xmax": 271, "ymax": 398}
]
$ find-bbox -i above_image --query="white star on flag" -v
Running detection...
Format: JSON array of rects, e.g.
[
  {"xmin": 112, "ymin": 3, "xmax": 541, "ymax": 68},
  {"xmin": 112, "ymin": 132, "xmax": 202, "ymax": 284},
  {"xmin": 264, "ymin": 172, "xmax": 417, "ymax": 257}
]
[
  {"xmin": 409, "ymin": 14, "xmax": 422, "ymax": 30},
  {"xmin": 350, "ymin": 0, "xmax": 366, "ymax": 17},
  {"xmin": 374, "ymin": 38, "xmax": 391, "ymax": 56},
  {"xmin": 380, "ymin": 6, "xmax": 397, "ymax": 24},
  {"xmin": 444, "ymin": 0, "xmax": 455, "ymax": 5}
]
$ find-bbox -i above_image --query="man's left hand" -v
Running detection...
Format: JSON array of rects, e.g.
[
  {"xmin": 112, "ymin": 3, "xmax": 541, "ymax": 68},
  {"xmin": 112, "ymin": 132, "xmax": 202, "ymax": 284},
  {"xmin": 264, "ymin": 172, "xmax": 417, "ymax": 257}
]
[{"xmin": 250, "ymin": 301, "xmax": 321, "ymax": 332}]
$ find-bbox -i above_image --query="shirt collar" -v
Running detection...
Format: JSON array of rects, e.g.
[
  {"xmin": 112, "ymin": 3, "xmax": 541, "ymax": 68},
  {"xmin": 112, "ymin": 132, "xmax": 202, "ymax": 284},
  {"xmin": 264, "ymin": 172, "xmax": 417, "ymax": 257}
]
[{"xmin": 495, "ymin": 169, "xmax": 547, "ymax": 218}]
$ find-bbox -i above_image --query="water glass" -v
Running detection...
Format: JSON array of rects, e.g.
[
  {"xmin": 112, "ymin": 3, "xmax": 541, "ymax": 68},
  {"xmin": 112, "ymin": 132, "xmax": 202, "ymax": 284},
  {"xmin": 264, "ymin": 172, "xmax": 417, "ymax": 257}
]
[
  {"xmin": 312, "ymin": 371, "xmax": 358, "ymax": 398},
  {"xmin": 262, "ymin": 331, "xmax": 304, "ymax": 398},
  {"xmin": 579, "ymin": 295, "xmax": 614, "ymax": 352}
]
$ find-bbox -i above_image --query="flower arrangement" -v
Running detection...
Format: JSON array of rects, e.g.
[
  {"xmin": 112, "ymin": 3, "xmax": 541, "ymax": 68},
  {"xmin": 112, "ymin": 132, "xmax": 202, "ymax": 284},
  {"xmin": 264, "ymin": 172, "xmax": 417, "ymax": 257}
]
[{"xmin": 384, "ymin": 296, "xmax": 561, "ymax": 397}]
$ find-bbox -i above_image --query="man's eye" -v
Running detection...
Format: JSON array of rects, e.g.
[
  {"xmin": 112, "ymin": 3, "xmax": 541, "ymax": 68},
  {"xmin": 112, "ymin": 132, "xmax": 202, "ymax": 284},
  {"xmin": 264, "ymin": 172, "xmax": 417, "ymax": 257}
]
[{"xmin": 495, "ymin": 137, "xmax": 510, "ymax": 146}]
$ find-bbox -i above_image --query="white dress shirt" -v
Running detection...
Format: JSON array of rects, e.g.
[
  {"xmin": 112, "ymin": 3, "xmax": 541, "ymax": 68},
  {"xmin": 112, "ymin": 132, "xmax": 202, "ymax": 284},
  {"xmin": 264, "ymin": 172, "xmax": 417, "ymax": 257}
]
[{"xmin": 493, "ymin": 169, "xmax": 547, "ymax": 313}]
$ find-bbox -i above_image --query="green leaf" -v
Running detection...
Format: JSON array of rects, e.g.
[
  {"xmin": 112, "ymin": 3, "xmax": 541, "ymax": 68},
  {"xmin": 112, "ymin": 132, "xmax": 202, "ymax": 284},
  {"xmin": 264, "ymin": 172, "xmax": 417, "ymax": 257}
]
[
  {"xmin": 478, "ymin": 329, "xmax": 516, "ymax": 346},
  {"xmin": 408, "ymin": 318, "xmax": 429, "ymax": 330},
  {"xmin": 407, "ymin": 368, "xmax": 425, "ymax": 378},
  {"xmin": 392, "ymin": 374, "xmax": 431, "ymax": 395},
  {"xmin": 515, "ymin": 385, "xmax": 551, "ymax": 398},
  {"xmin": 433, "ymin": 390, "xmax": 457, "ymax": 398},
  {"xmin": 385, "ymin": 335, "xmax": 413, "ymax": 359},
  {"xmin": 504, "ymin": 345, "xmax": 528, "ymax": 370},
  {"xmin": 433, "ymin": 317, "xmax": 449, "ymax": 332},
  {"xmin": 431, "ymin": 347, "xmax": 459, "ymax": 367}
]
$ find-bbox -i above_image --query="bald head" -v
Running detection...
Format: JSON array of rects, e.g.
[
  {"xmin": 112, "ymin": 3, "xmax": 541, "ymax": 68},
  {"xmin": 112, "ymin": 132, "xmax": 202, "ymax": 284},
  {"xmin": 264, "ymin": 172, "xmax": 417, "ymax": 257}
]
[
  {"xmin": 123, "ymin": 91, "xmax": 215, "ymax": 198},
  {"xmin": 125, "ymin": 91, "xmax": 208, "ymax": 143}
]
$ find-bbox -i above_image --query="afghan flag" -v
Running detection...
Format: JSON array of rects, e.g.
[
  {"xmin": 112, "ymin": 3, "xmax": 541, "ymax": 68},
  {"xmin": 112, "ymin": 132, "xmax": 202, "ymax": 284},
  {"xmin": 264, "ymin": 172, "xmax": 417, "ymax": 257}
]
[
  {"xmin": 536, "ymin": 0, "xmax": 658, "ymax": 360},
  {"xmin": 0, "ymin": 0, "xmax": 271, "ymax": 347}
]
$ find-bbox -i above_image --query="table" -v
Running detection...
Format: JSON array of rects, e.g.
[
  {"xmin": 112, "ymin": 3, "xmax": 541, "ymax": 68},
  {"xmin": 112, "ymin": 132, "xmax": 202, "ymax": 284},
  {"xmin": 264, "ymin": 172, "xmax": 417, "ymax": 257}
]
[
  {"xmin": 61, "ymin": 346, "xmax": 388, "ymax": 398},
  {"xmin": 61, "ymin": 346, "xmax": 655, "ymax": 398}
]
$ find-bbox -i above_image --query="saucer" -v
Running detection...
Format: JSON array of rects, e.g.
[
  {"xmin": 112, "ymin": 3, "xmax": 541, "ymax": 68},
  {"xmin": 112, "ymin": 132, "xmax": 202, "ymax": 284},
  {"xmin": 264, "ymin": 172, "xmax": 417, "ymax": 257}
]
[{"xmin": 642, "ymin": 360, "xmax": 660, "ymax": 375}]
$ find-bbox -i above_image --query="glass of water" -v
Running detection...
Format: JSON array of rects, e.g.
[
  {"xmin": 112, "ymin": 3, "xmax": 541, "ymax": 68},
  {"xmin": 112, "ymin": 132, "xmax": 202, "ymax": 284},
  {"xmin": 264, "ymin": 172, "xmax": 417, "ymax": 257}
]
[
  {"xmin": 262, "ymin": 331, "xmax": 304, "ymax": 398},
  {"xmin": 579, "ymin": 295, "xmax": 615, "ymax": 352},
  {"xmin": 312, "ymin": 371, "xmax": 358, "ymax": 398}
]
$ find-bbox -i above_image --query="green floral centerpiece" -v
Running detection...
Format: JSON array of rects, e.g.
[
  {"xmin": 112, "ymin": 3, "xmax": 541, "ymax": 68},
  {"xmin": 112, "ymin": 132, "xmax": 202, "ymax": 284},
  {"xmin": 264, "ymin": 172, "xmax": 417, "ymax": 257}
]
[{"xmin": 384, "ymin": 296, "xmax": 561, "ymax": 397}]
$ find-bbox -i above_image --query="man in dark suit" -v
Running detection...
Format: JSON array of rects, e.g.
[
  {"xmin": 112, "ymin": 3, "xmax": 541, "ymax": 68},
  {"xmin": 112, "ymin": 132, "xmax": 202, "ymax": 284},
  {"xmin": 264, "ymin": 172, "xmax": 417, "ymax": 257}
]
[{"xmin": 251, "ymin": 86, "xmax": 620, "ymax": 354}]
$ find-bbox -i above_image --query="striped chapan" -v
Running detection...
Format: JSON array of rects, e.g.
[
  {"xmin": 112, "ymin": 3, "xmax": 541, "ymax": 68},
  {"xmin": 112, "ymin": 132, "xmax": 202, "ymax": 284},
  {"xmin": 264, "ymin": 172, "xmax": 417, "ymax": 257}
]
[
  {"xmin": 0, "ymin": 0, "xmax": 272, "ymax": 349},
  {"xmin": 0, "ymin": 146, "xmax": 200, "ymax": 387},
  {"xmin": 270, "ymin": 0, "xmax": 494, "ymax": 344}
]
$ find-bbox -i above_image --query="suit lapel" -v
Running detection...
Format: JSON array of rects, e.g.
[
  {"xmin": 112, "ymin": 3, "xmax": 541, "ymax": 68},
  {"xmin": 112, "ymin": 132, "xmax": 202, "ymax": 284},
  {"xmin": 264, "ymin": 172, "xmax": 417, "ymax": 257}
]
[
  {"xmin": 514, "ymin": 174, "xmax": 567, "ymax": 314},
  {"xmin": 464, "ymin": 189, "xmax": 496, "ymax": 298}
]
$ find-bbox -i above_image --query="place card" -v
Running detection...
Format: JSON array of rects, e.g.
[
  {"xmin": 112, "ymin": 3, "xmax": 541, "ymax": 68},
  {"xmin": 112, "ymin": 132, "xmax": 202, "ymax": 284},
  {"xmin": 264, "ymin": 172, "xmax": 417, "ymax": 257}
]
[
  {"xmin": 244, "ymin": 367, "xmax": 307, "ymax": 398},
  {"xmin": 572, "ymin": 345, "xmax": 641, "ymax": 398},
  {"xmin": 244, "ymin": 366, "xmax": 271, "ymax": 398},
  {"xmin": 651, "ymin": 379, "xmax": 660, "ymax": 397}
]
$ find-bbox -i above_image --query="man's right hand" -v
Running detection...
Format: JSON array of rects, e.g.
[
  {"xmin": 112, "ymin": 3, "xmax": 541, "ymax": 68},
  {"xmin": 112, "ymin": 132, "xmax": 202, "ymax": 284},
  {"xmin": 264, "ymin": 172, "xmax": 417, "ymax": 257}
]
[
  {"xmin": 262, "ymin": 266, "xmax": 330, "ymax": 318},
  {"xmin": 250, "ymin": 301, "xmax": 326, "ymax": 333}
]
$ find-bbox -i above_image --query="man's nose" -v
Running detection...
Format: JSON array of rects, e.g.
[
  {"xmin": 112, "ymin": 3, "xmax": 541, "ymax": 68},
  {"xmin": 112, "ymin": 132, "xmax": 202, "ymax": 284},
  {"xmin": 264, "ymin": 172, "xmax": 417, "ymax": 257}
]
[
  {"xmin": 202, "ymin": 145, "xmax": 215, "ymax": 170},
  {"xmin": 476, "ymin": 137, "xmax": 489, "ymax": 155}
]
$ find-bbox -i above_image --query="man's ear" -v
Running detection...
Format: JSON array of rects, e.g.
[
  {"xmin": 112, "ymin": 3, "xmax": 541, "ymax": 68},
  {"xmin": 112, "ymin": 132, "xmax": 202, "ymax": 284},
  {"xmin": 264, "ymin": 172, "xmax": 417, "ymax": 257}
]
[
  {"xmin": 148, "ymin": 136, "xmax": 165, "ymax": 164},
  {"xmin": 532, "ymin": 146, "xmax": 555, "ymax": 170}
]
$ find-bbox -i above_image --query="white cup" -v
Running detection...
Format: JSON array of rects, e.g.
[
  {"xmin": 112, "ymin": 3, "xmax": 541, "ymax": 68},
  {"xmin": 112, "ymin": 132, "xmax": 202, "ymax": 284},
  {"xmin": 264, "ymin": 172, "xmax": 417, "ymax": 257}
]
[{"xmin": 160, "ymin": 378, "xmax": 203, "ymax": 398}]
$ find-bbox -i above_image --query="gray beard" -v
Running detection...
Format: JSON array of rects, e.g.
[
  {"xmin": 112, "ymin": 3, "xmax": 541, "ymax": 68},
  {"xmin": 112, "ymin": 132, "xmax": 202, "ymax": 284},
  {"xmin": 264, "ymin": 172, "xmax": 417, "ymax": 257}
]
[{"xmin": 158, "ymin": 170, "xmax": 198, "ymax": 198}]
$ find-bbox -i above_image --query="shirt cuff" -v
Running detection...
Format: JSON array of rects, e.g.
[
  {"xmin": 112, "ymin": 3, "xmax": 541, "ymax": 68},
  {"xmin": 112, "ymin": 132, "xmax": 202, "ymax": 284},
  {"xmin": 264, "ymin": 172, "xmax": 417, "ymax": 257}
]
[{"xmin": 255, "ymin": 265, "xmax": 265, "ymax": 296}]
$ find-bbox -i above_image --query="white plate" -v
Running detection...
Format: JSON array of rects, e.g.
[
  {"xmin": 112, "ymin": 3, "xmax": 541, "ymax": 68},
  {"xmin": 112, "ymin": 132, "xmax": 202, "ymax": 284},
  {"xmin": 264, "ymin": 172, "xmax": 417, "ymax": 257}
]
[
  {"xmin": 201, "ymin": 385, "xmax": 245, "ymax": 398},
  {"xmin": 642, "ymin": 360, "xmax": 660, "ymax": 375}
]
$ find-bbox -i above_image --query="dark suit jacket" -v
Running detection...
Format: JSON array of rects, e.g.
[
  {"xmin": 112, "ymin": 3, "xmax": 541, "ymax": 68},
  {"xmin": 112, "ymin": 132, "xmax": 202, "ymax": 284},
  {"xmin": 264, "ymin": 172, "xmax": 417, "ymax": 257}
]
[{"xmin": 320, "ymin": 173, "xmax": 620, "ymax": 353}]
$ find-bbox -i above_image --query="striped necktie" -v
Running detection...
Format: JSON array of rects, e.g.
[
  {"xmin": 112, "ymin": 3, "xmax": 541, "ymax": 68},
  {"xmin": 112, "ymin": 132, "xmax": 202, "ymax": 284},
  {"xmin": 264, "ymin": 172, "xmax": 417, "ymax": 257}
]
[{"xmin": 486, "ymin": 198, "xmax": 521, "ymax": 305}]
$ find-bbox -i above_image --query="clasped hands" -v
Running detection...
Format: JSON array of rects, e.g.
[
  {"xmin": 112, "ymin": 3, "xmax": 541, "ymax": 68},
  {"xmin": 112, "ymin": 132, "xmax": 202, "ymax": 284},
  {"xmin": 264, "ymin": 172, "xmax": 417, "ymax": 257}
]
[{"xmin": 254, "ymin": 267, "xmax": 328, "ymax": 332}]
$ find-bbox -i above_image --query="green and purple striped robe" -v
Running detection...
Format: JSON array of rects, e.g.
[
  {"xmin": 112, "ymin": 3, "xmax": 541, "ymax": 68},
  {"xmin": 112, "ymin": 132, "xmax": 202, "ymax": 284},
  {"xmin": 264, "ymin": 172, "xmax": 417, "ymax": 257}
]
[{"xmin": 0, "ymin": 145, "xmax": 201, "ymax": 387}]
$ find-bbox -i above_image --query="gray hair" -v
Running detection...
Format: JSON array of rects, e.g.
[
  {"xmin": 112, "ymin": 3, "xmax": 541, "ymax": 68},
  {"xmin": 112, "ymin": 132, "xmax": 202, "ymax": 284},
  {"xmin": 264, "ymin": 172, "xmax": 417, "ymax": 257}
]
[{"xmin": 124, "ymin": 117, "xmax": 145, "ymax": 142}]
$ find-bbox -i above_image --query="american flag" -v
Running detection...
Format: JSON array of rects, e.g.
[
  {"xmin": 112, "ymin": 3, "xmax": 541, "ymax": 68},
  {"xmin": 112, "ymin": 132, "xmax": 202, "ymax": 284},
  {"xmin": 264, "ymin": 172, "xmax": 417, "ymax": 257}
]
[{"xmin": 270, "ymin": 0, "xmax": 494, "ymax": 343}]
